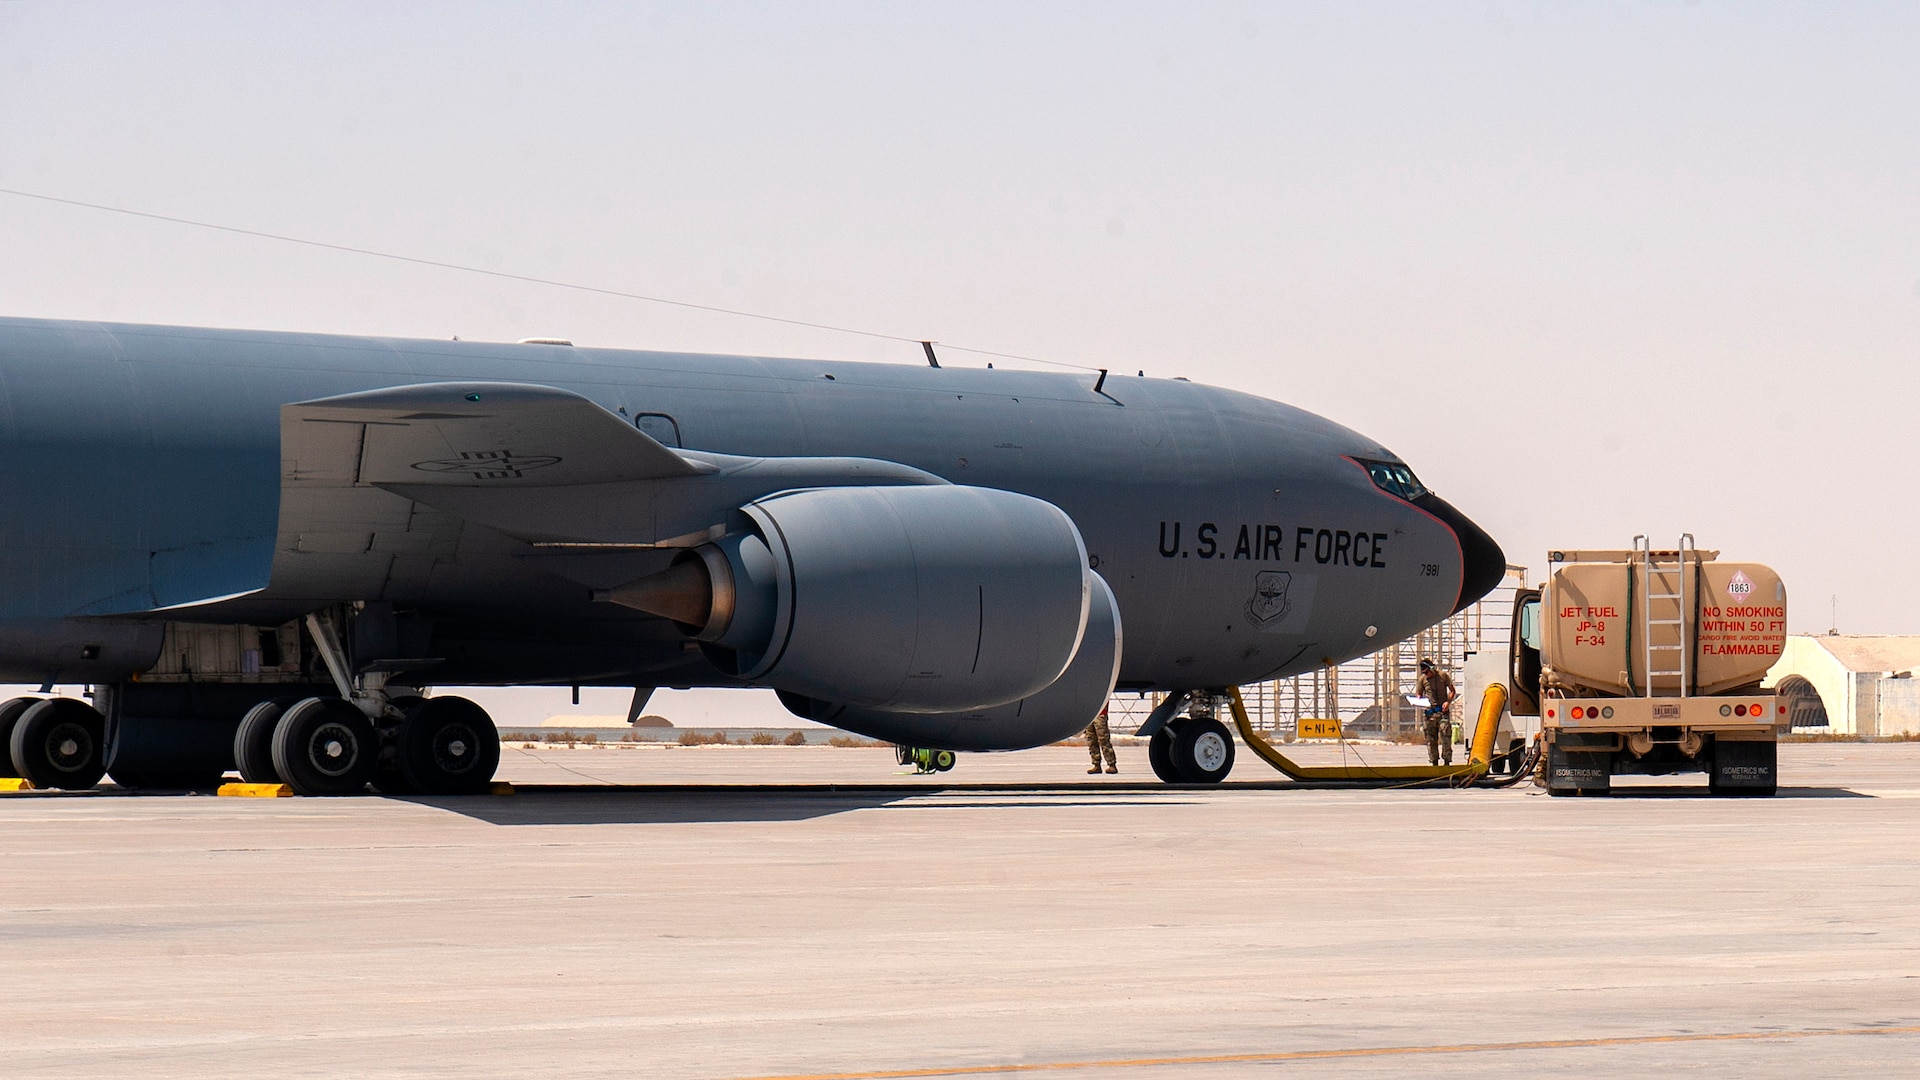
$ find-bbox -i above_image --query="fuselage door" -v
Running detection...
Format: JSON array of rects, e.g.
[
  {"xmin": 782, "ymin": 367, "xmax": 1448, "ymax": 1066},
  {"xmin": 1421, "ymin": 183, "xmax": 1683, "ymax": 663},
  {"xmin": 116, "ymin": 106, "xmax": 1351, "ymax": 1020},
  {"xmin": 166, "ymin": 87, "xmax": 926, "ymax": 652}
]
[{"xmin": 635, "ymin": 413, "xmax": 683, "ymax": 448}]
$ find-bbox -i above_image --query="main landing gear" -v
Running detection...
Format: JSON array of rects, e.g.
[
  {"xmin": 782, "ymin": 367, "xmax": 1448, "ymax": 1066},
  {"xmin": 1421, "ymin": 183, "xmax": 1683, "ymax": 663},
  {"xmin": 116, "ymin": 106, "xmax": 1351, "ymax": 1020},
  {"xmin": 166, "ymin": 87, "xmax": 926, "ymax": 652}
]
[
  {"xmin": 233, "ymin": 694, "xmax": 501, "ymax": 797},
  {"xmin": 0, "ymin": 610, "xmax": 503, "ymax": 797},
  {"xmin": 1147, "ymin": 694, "xmax": 1236, "ymax": 784},
  {"xmin": 0, "ymin": 690, "xmax": 502, "ymax": 797},
  {"xmin": 225, "ymin": 610, "xmax": 501, "ymax": 796}
]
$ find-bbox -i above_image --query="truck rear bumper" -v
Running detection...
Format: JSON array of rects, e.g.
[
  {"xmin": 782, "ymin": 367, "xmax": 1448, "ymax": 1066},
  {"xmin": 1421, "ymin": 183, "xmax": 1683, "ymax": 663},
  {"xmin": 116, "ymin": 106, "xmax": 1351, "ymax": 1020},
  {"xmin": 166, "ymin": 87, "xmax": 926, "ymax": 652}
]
[{"xmin": 1544, "ymin": 695, "xmax": 1781, "ymax": 731}]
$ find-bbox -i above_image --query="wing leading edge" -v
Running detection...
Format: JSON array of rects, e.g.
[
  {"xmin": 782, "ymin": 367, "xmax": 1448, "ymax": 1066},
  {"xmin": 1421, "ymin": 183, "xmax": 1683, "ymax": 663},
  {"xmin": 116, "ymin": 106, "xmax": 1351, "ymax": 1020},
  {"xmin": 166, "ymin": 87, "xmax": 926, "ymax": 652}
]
[{"xmin": 285, "ymin": 381, "xmax": 715, "ymax": 489}]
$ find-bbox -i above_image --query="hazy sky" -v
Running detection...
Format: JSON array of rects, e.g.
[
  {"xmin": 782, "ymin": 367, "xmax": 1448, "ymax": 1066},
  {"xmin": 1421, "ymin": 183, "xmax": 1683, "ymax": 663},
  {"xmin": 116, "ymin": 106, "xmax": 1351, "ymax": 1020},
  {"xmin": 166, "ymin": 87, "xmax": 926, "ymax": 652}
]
[{"xmin": 2, "ymin": 2, "xmax": 1916, "ymax": 642}]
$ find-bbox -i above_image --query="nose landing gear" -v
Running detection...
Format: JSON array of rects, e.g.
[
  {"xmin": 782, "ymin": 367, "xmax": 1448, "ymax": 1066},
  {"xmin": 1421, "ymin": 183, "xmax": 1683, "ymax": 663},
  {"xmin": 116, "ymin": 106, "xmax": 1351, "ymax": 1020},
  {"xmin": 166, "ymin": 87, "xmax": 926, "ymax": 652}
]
[{"xmin": 1147, "ymin": 694, "xmax": 1237, "ymax": 784}]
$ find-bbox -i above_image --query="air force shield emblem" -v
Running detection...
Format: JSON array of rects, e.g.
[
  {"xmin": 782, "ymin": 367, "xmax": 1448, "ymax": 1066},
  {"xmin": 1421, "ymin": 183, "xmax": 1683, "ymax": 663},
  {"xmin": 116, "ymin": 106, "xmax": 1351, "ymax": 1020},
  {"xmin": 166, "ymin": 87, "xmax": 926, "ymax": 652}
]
[{"xmin": 1245, "ymin": 570, "xmax": 1293, "ymax": 627}]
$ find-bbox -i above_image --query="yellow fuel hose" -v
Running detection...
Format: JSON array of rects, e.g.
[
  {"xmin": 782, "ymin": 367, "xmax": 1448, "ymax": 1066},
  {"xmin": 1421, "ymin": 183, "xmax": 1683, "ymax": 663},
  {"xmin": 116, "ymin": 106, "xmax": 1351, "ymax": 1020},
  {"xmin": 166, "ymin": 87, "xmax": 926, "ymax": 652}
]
[
  {"xmin": 1469, "ymin": 682, "xmax": 1508, "ymax": 769},
  {"xmin": 1226, "ymin": 685, "xmax": 1499, "ymax": 784}
]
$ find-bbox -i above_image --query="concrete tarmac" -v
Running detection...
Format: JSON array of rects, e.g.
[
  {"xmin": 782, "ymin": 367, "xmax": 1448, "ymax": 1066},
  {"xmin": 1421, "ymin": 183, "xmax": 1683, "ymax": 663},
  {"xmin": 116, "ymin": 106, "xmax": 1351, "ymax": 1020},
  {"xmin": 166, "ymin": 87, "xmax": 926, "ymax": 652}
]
[{"xmin": 3, "ymin": 742, "xmax": 1918, "ymax": 1078}]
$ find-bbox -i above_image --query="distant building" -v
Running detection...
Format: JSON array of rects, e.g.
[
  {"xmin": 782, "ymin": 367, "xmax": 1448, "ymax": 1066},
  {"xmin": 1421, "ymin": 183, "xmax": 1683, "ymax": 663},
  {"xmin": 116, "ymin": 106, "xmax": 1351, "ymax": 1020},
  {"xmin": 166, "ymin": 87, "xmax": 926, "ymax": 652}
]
[{"xmin": 1763, "ymin": 635, "xmax": 1920, "ymax": 736}]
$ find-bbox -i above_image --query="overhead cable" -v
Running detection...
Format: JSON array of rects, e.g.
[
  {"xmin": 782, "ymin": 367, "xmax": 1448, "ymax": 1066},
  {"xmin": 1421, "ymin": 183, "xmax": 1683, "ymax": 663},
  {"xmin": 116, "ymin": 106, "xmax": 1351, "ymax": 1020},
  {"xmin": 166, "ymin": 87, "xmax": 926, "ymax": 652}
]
[{"xmin": 0, "ymin": 186, "xmax": 1100, "ymax": 372}]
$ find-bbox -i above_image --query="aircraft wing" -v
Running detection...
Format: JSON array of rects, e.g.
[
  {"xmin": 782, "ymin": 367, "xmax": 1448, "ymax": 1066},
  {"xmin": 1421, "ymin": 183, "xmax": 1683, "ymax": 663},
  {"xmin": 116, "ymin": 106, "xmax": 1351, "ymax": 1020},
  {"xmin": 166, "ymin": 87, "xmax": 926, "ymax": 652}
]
[
  {"xmin": 280, "ymin": 381, "xmax": 938, "ymax": 551},
  {"xmin": 284, "ymin": 381, "xmax": 714, "ymax": 488}
]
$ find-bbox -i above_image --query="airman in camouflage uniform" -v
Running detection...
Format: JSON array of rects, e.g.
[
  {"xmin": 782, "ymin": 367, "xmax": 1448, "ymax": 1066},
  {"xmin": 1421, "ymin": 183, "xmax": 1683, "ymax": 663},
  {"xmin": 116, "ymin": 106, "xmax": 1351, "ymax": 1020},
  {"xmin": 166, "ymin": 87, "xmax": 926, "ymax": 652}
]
[
  {"xmin": 1417, "ymin": 658, "xmax": 1458, "ymax": 766},
  {"xmin": 1085, "ymin": 706, "xmax": 1117, "ymax": 774}
]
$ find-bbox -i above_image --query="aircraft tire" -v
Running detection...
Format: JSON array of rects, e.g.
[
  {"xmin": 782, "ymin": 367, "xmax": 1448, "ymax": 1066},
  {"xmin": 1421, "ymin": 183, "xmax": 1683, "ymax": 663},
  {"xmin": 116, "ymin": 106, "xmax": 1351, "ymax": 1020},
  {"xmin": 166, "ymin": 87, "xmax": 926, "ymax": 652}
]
[
  {"xmin": 10, "ymin": 698, "xmax": 108, "ymax": 790},
  {"xmin": 1148, "ymin": 723, "xmax": 1182, "ymax": 783},
  {"xmin": 394, "ymin": 696, "xmax": 500, "ymax": 795},
  {"xmin": 233, "ymin": 699, "xmax": 292, "ymax": 784},
  {"xmin": 1171, "ymin": 717, "xmax": 1235, "ymax": 784},
  {"xmin": 0, "ymin": 696, "xmax": 45, "ymax": 776},
  {"xmin": 271, "ymin": 697, "xmax": 378, "ymax": 796}
]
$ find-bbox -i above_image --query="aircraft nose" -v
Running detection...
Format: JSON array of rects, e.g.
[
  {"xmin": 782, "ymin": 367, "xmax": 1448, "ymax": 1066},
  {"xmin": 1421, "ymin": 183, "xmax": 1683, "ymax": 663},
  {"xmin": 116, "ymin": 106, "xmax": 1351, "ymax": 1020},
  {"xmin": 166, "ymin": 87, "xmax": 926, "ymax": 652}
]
[{"xmin": 1412, "ymin": 492, "xmax": 1505, "ymax": 615}]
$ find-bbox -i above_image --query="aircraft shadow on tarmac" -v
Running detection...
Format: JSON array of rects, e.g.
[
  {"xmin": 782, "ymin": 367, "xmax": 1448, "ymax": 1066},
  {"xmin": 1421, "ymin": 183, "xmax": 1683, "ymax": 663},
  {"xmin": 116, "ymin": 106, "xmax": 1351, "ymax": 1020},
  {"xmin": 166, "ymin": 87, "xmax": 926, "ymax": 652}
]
[
  {"xmin": 390, "ymin": 786, "xmax": 1212, "ymax": 825},
  {"xmin": 394, "ymin": 788, "xmax": 914, "ymax": 825}
]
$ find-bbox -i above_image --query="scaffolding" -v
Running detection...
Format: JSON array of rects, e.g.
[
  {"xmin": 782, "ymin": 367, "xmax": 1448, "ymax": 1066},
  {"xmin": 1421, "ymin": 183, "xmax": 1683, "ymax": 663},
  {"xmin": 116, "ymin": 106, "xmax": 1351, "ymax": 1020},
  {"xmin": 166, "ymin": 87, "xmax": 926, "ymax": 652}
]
[{"xmin": 1110, "ymin": 565, "xmax": 1529, "ymax": 741}]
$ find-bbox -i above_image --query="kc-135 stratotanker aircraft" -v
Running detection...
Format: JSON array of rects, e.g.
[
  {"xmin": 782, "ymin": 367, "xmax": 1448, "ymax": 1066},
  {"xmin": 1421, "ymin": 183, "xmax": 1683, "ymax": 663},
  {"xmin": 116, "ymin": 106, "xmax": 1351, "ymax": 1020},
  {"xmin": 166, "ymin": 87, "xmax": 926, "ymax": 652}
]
[{"xmin": 0, "ymin": 318, "xmax": 1502, "ymax": 794}]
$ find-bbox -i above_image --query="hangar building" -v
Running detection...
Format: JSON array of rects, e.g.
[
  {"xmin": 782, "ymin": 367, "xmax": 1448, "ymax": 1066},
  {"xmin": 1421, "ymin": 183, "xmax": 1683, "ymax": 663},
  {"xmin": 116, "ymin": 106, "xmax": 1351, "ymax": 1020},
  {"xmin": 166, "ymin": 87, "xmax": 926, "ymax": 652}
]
[{"xmin": 1763, "ymin": 635, "xmax": 1920, "ymax": 736}]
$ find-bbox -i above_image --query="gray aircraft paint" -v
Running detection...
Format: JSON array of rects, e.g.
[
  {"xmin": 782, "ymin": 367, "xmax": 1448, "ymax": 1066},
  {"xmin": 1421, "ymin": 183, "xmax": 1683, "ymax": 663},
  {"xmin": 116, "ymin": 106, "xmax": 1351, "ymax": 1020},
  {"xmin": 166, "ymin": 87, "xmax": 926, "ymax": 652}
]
[{"xmin": 0, "ymin": 318, "xmax": 1503, "ymax": 732}]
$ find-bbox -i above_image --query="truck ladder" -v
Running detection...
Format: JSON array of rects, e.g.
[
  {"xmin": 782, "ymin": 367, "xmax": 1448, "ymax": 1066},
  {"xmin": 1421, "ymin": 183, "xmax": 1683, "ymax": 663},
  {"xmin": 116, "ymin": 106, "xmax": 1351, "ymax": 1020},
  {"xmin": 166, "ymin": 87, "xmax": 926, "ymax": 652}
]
[{"xmin": 1636, "ymin": 533, "xmax": 1694, "ymax": 698}]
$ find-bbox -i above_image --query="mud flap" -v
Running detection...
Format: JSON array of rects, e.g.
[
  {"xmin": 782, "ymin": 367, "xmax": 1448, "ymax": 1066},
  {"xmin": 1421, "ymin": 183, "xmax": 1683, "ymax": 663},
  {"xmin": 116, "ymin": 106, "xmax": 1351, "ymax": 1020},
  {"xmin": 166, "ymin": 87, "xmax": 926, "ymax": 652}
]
[
  {"xmin": 1710, "ymin": 736, "xmax": 1777, "ymax": 794},
  {"xmin": 1547, "ymin": 734, "xmax": 1612, "ymax": 796}
]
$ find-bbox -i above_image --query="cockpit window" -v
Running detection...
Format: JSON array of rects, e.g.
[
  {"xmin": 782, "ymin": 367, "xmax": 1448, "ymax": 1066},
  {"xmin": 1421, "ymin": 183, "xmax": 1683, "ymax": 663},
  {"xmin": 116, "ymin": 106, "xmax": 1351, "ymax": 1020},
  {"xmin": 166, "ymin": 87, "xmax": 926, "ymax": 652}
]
[{"xmin": 1358, "ymin": 459, "xmax": 1429, "ymax": 501}]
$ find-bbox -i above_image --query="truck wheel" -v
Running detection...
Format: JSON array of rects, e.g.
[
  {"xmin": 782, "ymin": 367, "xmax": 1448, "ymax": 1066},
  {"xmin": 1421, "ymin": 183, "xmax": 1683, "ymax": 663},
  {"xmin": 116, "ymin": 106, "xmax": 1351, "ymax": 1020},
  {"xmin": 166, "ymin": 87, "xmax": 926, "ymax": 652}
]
[{"xmin": 1172, "ymin": 718, "xmax": 1235, "ymax": 783}]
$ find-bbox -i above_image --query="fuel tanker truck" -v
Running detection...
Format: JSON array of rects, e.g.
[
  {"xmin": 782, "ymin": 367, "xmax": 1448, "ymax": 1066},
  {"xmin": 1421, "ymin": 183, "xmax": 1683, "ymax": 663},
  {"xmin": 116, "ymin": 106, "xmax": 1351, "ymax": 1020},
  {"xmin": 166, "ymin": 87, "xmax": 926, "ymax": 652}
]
[{"xmin": 1507, "ymin": 536, "xmax": 1787, "ymax": 796}]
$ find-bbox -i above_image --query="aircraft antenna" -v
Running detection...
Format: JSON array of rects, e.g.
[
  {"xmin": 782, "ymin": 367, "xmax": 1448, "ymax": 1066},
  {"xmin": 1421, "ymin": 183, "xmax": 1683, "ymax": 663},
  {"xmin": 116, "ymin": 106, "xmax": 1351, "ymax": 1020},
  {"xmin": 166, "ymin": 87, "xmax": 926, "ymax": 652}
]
[{"xmin": 921, "ymin": 341, "xmax": 940, "ymax": 368}]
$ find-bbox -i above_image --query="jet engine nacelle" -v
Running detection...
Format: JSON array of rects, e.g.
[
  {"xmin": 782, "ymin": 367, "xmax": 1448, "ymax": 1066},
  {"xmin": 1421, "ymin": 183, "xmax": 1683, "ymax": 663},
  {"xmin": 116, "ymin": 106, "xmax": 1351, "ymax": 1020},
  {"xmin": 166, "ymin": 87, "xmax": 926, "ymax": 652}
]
[
  {"xmin": 605, "ymin": 485, "xmax": 1092, "ymax": 713},
  {"xmin": 778, "ymin": 571, "xmax": 1124, "ymax": 751}
]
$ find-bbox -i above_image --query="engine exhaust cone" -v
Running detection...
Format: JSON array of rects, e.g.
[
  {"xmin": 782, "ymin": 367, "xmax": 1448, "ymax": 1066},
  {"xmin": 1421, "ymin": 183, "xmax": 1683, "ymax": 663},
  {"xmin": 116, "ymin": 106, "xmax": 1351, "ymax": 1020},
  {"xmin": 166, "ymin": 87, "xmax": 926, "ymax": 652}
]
[{"xmin": 595, "ymin": 556, "xmax": 715, "ymax": 631}]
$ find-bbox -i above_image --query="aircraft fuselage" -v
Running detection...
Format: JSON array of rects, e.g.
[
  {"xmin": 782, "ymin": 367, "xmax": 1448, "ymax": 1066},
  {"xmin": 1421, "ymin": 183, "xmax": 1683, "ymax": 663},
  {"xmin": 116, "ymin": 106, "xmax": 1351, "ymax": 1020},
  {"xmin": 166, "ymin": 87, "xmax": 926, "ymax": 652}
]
[{"xmin": 0, "ymin": 319, "xmax": 1502, "ymax": 696}]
